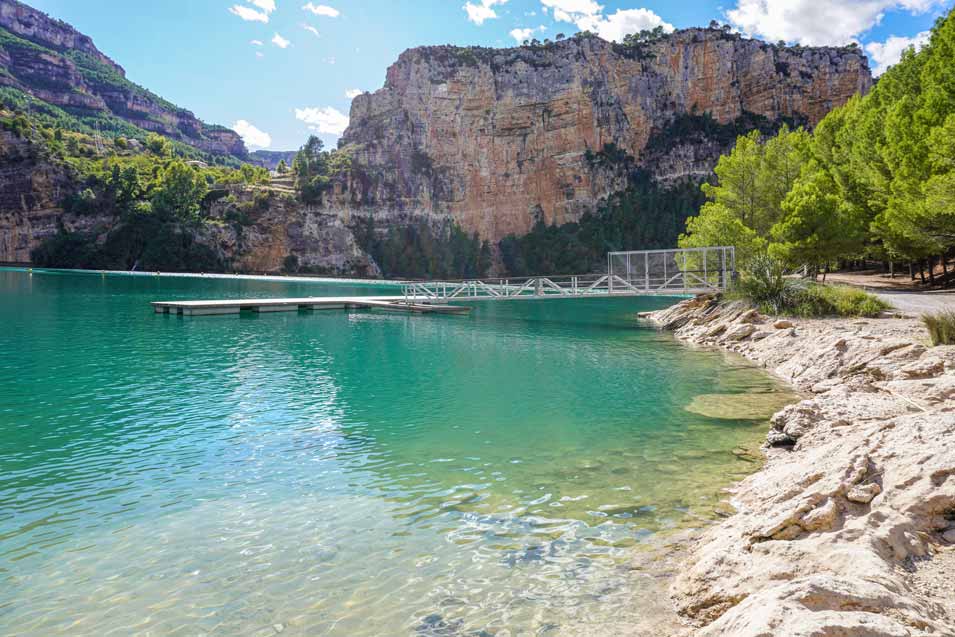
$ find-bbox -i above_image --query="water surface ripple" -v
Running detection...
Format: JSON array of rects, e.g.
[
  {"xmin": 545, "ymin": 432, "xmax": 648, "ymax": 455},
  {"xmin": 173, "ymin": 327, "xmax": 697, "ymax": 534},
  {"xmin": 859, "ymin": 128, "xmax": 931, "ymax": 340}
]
[{"xmin": 0, "ymin": 269, "xmax": 792, "ymax": 636}]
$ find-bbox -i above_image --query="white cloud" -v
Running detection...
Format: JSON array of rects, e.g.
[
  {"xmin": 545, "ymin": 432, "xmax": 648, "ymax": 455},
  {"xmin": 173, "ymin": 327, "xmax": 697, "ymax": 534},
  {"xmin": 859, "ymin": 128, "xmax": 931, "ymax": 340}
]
[
  {"xmin": 250, "ymin": 39, "xmax": 263, "ymax": 46},
  {"xmin": 509, "ymin": 26, "xmax": 546, "ymax": 42},
  {"xmin": 272, "ymin": 33, "xmax": 291, "ymax": 48},
  {"xmin": 464, "ymin": 0, "xmax": 508, "ymax": 25},
  {"xmin": 865, "ymin": 30, "xmax": 931, "ymax": 75},
  {"xmin": 233, "ymin": 120, "xmax": 272, "ymax": 148},
  {"xmin": 229, "ymin": 4, "xmax": 269, "ymax": 22},
  {"xmin": 302, "ymin": 2, "xmax": 340, "ymax": 17},
  {"xmin": 248, "ymin": 0, "xmax": 276, "ymax": 14},
  {"xmin": 295, "ymin": 106, "xmax": 349, "ymax": 136},
  {"xmin": 302, "ymin": 23, "xmax": 320, "ymax": 36},
  {"xmin": 256, "ymin": 51, "xmax": 264, "ymax": 58},
  {"xmin": 345, "ymin": 88, "xmax": 363, "ymax": 98},
  {"xmin": 726, "ymin": 0, "xmax": 945, "ymax": 46},
  {"xmin": 542, "ymin": 1, "xmax": 673, "ymax": 42},
  {"xmin": 586, "ymin": 9, "xmax": 674, "ymax": 42}
]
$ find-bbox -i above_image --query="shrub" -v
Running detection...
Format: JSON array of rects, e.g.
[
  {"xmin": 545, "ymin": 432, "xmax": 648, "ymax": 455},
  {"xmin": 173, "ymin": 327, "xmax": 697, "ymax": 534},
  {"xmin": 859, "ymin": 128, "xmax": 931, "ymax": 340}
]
[
  {"xmin": 922, "ymin": 310, "xmax": 955, "ymax": 345},
  {"xmin": 790, "ymin": 285, "xmax": 888, "ymax": 318},
  {"xmin": 729, "ymin": 254, "xmax": 804, "ymax": 314},
  {"xmin": 730, "ymin": 256, "xmax": 889, "ymax": 317}
]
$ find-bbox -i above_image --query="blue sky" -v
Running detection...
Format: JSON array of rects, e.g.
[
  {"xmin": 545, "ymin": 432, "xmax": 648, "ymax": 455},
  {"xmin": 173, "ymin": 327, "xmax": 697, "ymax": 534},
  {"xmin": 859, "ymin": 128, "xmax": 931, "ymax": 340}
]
[{"xmin": 24, "ymin": 0, "xmax": 954, "ymax": 151}]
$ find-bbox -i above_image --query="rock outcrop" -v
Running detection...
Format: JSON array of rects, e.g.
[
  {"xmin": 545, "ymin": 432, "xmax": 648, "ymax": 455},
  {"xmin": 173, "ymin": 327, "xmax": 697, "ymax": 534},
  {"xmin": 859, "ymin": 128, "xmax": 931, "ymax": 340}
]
[
  {"xmin": 335, "ymin": 30, "xmax": 871, "ymax": 242},
  {"xmin": 0, "ymin": 128, "xmax": 112, "ymax": 262},
  {"xmin": 0, "ymin": 0, "xmax": 246, "ymax": 157},
  {"xmin": 649, "ymin": 297, "xmax": 955, "ymax": 636},
  {"xmin": 199, "ymin": 189, "xmax": 379, "ymax": 277}
]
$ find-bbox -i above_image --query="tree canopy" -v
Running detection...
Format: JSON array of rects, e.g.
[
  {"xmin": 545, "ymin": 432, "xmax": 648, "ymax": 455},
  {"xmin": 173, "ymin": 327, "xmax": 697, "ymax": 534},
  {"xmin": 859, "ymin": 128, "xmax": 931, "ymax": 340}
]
[{"xmin": 680, "ymin": 8, "xmax": 955, "ymax": 275}]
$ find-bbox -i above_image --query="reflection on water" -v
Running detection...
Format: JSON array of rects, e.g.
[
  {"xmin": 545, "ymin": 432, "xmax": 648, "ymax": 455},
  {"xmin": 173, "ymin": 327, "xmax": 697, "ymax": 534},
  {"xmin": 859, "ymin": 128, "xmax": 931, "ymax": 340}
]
[{"xmin": 0, "ymin": 269, "xmax": 792, "ymax": 635}]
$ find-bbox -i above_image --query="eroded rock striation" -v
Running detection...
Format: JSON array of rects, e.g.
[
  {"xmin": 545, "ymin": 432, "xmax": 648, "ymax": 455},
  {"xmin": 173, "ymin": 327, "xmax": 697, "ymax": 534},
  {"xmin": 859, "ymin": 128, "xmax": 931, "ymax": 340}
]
[
  {"xmin": 336, "ymin": 30, "xmax": 871, "ymax": 242},
  {"xmin": 0, "ymin": 0, "xmax": 246, "ymax": 156},
  {"xmin": 649, "ymin": 297, "xmax": 955, "ymax": 636}
]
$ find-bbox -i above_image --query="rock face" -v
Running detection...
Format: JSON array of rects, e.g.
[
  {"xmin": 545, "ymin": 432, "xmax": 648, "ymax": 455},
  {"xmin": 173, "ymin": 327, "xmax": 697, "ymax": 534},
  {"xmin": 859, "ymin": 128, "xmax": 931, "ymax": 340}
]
[
  {"xmin": 336, "ymin": 30, "xmax": 871, "ymax": 242},
  {"xmin": 649, "ymin": 297, "xmax": 955, "ymax": 636},
  {"xmin": 0, "ymin": 0, "xmax": 246, "ymax": 157},
  {"xmin": 0, "ymin": 128, "xmax": 111, "ymax": 262},
  {"xmin": 199, "ymin": 190, "xmax": 379, "ymax": 277}
]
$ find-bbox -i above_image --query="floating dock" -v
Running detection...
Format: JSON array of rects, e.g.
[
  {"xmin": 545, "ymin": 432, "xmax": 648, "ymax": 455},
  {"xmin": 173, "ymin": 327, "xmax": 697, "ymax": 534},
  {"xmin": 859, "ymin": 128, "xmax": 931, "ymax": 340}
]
[{"xmin": 151, "ymin": 296, "xmax": 470, "ymax": 317}]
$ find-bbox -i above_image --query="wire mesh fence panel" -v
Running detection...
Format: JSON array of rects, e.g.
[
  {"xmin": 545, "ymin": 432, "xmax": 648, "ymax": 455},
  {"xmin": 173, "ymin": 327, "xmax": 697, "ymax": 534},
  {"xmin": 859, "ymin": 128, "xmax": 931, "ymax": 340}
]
[{"xmin": 404, "ymin": 247, "xmax": 735, "ymax": 300}]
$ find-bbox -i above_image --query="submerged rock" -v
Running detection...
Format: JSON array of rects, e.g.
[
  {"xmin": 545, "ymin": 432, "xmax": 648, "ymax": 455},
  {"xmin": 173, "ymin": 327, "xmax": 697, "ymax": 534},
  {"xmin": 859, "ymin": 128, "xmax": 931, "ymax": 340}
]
[{"xmin": 649, "ymin": 297, "xmax": 955, "ymax": 635}]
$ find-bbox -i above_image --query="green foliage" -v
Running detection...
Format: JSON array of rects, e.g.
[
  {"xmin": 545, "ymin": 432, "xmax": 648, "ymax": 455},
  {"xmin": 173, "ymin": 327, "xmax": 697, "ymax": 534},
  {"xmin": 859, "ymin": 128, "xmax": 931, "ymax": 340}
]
[
  {"xmin": 728, "ymin": 255, "xmax": 804, "ymax": 314},
  {"xmin": 583, "ymin": 143, "xmax": 632, "ymax": 168},
  {"xmin": 151, "ymin": 161, "xmax": 207, "ymax": 221},
  {"xmin": 922, "ymin": 310, "xmax": 955, "ymax": 345},
  {"xmin": 645, "ymin": 111, "xmax": 807, "ymax": 155},
  {"xmin": 354, "ymin": 218, "xmax": 490, "ymax": 279},
  {"xmin": 790, "ymin": 285, "xmax": 889, "ymax": 318},
  {"xmin": 500, "ymin": 172, "xmax": 706, "ymax": 275},
  {"xmin": 770, "ymin": 165, "xmax": 866, "ymax": 269},
  {"xmin": 707, "ymin": 8, "xmax": 955, "ymax": 271},
  {"xmin": 291, "ymin": 135, "xmax": 353, "ymax": 204},
  {"xmin": 679, "ymin": 125, "xmax": 813, "ymax": 268},
  {"xmin": 729, "ymin": 257, "xmax": 888, "ymax": 316},
  {"xmin": 145, "ymin": 133, "xmax": 172, "ymax": 157}
]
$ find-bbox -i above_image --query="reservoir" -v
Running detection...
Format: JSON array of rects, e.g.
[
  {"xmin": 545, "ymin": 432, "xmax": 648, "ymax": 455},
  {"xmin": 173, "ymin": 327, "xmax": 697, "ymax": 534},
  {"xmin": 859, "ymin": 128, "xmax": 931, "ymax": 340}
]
[{"xmin": 0, "ymin": 268, "xmax": 793, "ymax": 635}]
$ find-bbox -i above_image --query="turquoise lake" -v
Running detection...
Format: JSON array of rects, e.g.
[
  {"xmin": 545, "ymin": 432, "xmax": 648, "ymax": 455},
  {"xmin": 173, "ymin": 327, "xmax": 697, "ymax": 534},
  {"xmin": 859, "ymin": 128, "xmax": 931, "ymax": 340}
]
[{"xmin": 0, "ymin": 268, "xmax": 793, "ymax": 636}]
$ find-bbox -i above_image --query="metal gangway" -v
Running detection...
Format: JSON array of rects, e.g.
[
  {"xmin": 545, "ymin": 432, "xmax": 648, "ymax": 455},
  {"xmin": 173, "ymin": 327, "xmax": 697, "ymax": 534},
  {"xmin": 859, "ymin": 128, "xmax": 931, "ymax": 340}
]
[{"xmin": 401, "ymin": 246, "xmax": 735, "ymax": 302}]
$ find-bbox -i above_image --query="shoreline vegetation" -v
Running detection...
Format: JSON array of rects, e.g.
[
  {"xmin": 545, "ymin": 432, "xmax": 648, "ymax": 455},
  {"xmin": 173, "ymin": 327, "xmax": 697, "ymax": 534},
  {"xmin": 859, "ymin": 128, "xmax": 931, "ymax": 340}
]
[{"xmin": 647, "ymin": 295, "xmax": 955, "ymax": 635}]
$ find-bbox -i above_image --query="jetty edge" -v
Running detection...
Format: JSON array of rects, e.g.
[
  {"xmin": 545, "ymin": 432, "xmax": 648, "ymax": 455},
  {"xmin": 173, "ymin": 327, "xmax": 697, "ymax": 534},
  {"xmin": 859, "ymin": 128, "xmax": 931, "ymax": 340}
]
[{"xmin": 151, "ymin": 296, "xmax": 470, "ymax": 316}]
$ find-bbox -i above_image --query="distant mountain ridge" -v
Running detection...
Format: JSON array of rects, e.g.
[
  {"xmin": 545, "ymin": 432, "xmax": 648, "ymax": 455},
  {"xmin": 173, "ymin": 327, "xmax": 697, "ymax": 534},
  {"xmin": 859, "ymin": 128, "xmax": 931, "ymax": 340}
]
[{"xmin": 0, "ymin": 0, "xmax": 246, "ymax": 158}]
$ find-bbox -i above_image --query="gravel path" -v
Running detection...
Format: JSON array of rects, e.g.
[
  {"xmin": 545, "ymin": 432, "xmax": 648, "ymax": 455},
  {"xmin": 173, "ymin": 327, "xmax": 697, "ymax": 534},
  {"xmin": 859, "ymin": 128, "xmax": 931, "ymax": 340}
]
[{"xmin": 874, "ymin": 291, "xmax": 955, "ymax": 315}]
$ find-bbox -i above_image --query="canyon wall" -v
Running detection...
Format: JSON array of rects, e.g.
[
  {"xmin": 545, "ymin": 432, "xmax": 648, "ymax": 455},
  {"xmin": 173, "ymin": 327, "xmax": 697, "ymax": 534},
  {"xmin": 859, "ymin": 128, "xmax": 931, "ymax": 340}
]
[
  {"xmin": 0, "ymin": 0, "xmax": 246, "ymax": 157},
  {"xmin": 334, "ymin": 29, "xmax": 871, "ymax": 243}
]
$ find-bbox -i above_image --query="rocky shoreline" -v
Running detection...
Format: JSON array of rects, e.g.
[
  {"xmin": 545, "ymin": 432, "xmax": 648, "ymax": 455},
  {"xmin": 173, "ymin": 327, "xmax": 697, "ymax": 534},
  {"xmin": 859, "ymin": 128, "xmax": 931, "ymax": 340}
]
[{"xmin": 646, "ymin": 295, "xmax": 955, "ymax": 636}]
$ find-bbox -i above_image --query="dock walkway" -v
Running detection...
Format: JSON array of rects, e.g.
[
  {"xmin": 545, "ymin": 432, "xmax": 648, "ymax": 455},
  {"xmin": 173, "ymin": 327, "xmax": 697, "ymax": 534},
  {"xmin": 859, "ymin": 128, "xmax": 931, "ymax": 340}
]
[{"xmin": 152, "ymin": 296, "xmax": 469, "ymax": 316}]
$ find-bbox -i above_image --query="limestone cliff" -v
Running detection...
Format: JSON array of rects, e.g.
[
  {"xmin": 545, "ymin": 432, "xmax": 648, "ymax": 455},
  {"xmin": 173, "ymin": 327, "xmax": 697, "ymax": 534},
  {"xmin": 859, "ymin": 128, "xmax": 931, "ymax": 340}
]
[
  {"xmin": 0, "ymin": 0, "xmax": 246, "ymax": 157},
  {"xmin": 0, "ymin": 128, "xmax": 112, "ymax": 262},
  {"xmin": 335, "ymin": 29, "xmax": 871, "ymax": 243}
]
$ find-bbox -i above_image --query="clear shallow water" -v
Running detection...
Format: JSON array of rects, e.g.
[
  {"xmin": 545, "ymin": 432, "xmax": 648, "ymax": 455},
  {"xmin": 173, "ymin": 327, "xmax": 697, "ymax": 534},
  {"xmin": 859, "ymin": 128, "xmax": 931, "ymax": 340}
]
[{"xmin": 0, "ymin": 269, "xmax": 793, "ymax": 636}]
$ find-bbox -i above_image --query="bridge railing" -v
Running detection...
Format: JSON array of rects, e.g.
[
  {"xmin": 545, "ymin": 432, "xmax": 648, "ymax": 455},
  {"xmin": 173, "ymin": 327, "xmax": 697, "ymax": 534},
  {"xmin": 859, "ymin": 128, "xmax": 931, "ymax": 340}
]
[{"xmin": 400, "ymin": 247, "xmax": 736, "ymax": 302}]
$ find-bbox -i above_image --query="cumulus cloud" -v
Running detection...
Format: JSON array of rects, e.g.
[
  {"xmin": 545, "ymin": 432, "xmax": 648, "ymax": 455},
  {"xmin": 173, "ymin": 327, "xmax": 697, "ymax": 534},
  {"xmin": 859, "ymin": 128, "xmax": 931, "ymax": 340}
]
[
  {"xmin": 542, "ymin": 1, "xmax": 673, "ymax": 42},
  {"xmin": 272, "ymin": 33, "xmax": 291, "ymax": 48},
  {"xmin": 250, "ymin": 39, "xmax": 264, "ymax": 46},
  {"xmin": 302, "ymin": 2, "xmax": 340, "ymax": 17},
  {"xmin": 248, "ymin": 0, "xmax": 276, "ymax": 13},
  {"xmin": 464, "ymin": 0, "xmax": 508, "ymax": 25},
  {"xmin": 866, "ymin": 30, "xmax": 931, "ymax": 75},
  {"xmin": 302, "ymin": 23, "xmax": 320, "ymax": 36},
  {"xmin": 233, "ymin": 120, "xmax": 272, "ymax": 148},
  {"xmin": 345, "ymin": 88, "xmax": 363, "ymax": 98},
  {"xmin": 295, "ymin": 106, "xmax": 349, "ymax": 135},
  {"xmin": 726, "ymin": 0, "xmax": 945, "ymax": 46},
  {"xmin": 509, "ymin": 26, "xmax": 545, "ymax": 42},
  {"xmin": 256, "ymin": 51, "xmax": 264, "ymax": 58},
  {"xmin": 228, "ymin": 4, "xmax": 269, "ymax": 22}
]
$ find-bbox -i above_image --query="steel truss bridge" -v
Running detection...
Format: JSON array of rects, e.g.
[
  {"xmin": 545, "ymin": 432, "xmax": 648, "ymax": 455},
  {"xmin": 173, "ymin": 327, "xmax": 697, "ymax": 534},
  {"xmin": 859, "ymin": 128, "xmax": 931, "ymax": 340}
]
[{"xmin": 401, "ymin": 246, "xmax": 735, "ymax": 302}]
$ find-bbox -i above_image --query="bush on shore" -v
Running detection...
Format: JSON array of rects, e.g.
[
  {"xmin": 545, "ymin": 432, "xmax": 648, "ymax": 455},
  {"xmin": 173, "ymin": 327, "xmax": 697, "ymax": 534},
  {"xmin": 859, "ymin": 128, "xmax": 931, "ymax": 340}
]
[
  {"xmin": 728, "ymin": 256, "xmax": 889, "ymax": 317},
  {"xmin": 922, "ymin": 311, "xmax": 955, "ymax": 345}
]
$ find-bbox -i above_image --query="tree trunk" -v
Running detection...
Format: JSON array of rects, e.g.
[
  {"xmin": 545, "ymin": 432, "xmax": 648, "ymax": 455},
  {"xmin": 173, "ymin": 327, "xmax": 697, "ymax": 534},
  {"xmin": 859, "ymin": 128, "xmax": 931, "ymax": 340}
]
[
  {"xmin": 919, "ymin": 263, "xmax": 927, "ymax": 284},
  {"xmin": 928, "ymin": 257, "xmax": 936, "ymax": 285},
  {"xmin": 889, "ymin": 261, "xmax": 895, "ymax": 278},
  {"xmin": 909, "ymin": 261, "xmax": 915, "ymax": 280}
]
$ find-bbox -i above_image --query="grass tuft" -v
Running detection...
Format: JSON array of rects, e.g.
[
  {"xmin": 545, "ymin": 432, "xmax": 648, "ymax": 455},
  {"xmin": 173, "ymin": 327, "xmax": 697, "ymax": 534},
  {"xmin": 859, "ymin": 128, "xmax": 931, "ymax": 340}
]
[
  {"xmin": 728, "ymin": 257, "xmax": 890, "ymax": 318},
  {"xmin": 922, "ymin": 310, "xmax": 955, "ymax": 345}
]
